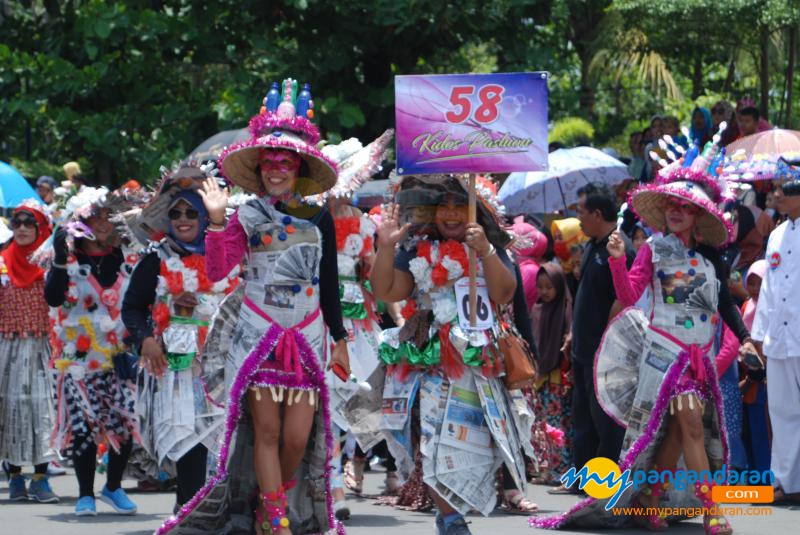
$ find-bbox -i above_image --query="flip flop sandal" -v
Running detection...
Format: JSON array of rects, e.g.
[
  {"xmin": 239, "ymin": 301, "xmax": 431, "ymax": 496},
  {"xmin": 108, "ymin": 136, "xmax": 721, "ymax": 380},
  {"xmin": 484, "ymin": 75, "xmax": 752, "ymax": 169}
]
[{"xmin": 501, "ymin": 491, "xmax": 539, "ymax": 515}]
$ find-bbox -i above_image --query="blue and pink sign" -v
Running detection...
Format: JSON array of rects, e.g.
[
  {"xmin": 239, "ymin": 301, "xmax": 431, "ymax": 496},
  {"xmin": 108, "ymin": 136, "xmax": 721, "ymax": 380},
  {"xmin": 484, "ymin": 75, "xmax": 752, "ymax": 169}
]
[{"xmin": 395, "ymin": 72, "xmax": 548, "ymax": 175}]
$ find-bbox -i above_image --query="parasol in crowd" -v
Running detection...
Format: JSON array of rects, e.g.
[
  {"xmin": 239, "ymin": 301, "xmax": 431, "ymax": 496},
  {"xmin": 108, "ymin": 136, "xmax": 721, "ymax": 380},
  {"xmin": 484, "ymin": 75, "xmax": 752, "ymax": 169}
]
[
  {"xmin": 498, "ymin": 147, "xmax": 631, "ymax": 215},
  {"xmin": 183, "ymin": 128, "xmax": 250, "ymax": 164},
  {"xmin": 1, "ymin": 161, "xmax": 43, "ymax": 209}
]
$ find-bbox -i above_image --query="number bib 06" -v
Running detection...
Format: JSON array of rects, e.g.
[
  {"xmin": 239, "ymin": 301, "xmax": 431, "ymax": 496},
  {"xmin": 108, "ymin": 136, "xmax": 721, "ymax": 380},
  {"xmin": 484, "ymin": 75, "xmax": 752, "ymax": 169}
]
[{"xmin": 454, "ymin": 277, "xmax": 494, "ymax": 331}]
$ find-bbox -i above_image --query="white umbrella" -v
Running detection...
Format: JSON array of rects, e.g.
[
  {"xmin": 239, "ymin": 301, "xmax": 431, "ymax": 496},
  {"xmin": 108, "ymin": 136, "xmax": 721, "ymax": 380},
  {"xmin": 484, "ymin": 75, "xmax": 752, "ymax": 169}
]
[{"xmin": 498, "ymin": 146, "xmax": 631, "ymax": 215}]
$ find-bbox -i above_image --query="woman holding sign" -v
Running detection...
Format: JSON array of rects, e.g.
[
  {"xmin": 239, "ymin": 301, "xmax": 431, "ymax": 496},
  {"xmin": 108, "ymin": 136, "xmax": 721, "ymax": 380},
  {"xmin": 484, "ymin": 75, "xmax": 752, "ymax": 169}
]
[{"xmin": 371, "ymin": 175, "xmax": 535, "ymax": 535}]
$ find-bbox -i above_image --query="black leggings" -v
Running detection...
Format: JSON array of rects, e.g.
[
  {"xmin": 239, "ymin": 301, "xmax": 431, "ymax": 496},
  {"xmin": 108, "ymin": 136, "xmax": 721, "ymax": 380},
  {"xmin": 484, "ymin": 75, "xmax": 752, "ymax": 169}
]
[
  {"xmin": 8, "ymin": 463, "xmax": 48, "ymax": 475},
  {"xmin": 354, "ymin": 440, "xmax": 397, "ymax": 472},
  {"xmin": 73, "ymin": 436, "xmax": 132, "ymax": 498},
  {"xmin": 175, "ymin": 443, "xmax": 208, "ymax": 505}
]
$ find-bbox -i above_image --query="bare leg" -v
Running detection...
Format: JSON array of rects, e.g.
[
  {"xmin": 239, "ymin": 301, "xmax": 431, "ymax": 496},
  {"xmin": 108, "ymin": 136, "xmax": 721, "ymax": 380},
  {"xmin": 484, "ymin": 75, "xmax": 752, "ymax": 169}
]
[
  {"xmin": 675, "ymin": 394, "xmax": 732, "ymax": 535},
  {"xmin": 640, "ymin": 416, "xmax": 682, "ymax": 510},
  {"xmin": 428, "ymin": 486, "xmax": 457, "ymax": 515},
  {"xmin": 279, "ymin": 391, "xmax": 317, "ymax": 483},
  {"xmin": 249, "ymin": 390, "xmax": 289, "ymax": 535}
]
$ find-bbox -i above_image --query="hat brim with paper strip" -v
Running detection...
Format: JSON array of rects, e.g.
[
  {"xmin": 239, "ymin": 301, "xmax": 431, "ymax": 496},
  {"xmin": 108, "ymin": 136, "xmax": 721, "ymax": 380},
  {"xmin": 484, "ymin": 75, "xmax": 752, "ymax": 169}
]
[{"xmin": 218, "ymin": 91, "xmax": 337, "ymax": 196}]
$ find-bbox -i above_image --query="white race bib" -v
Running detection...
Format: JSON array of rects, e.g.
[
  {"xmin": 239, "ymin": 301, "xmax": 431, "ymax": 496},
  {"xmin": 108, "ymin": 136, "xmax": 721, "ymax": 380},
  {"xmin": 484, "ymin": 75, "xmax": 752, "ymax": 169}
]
[{"xmin": 454, "ymin": 277, "xmax": 494, "ymax": 331}]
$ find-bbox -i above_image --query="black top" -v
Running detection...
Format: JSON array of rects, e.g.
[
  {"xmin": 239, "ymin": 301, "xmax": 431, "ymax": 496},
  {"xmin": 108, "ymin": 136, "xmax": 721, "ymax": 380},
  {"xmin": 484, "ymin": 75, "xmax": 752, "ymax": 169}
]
[
  {"xmin": 44, "ymin": 248, "xmax": 125, "ymax": 307},
  {"xmin": 697, "ymin": 244, "xmax": 750, "ymax": 343},
  {"xmin": 120, "ymin": 251, "xmax": 161, "ymax": 349},
  {"xmin": 571, "ymin": 230, "xmax": 635, "ymax": 364}
]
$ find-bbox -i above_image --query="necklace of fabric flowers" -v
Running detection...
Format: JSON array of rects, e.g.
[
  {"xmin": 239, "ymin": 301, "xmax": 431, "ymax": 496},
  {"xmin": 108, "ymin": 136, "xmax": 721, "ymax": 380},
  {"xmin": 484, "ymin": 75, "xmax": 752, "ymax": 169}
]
[
  {"xmin": 334, "ymin": 215, "xmax": 375, "ymax": 258},
  {"xmin": 153, "ymin": 254, "xmax": 240, "ymax": 336},
  {"xmin": 408, "ymin": 239, "xmax": 470, "ymax": 293}
]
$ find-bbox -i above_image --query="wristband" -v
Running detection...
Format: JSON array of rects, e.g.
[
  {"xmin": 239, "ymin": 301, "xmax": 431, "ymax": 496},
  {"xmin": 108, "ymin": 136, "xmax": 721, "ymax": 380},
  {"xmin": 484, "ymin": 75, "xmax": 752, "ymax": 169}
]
[{"xmin": 480, "ymin": 244, "xmax": 497, "ymax": 259}]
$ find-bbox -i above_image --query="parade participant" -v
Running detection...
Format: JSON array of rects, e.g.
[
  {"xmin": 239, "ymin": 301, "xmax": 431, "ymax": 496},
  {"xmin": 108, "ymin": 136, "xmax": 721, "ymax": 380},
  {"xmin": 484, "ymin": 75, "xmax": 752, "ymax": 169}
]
[
  {"xmin": 0, "ymin": 201, "xmax": 58, "ymax": 503},
  {"xmin": 529, "ymin": 263, "xmax": 573, "ymax": 486},
  {"xmin": 121, "ymin": 166, "xmax": 240, "ymax": 511},
  {"xmin": 44, "ymin": 187, "xmax": 140, "ymax": 516},
  {"xmin": 155, "ymin": 78, "xmax": 349, "ymax": 535},
  {"xmin": 533, "ymin": 138, "xmax": 757, "ymax": 533},
  {"xmin": 752, "ymin": 159, "xmax": 800, "ymax": 504},
  {"xmin": 371, "ymin": 174, "xmax": 533, "ymax": 535}
]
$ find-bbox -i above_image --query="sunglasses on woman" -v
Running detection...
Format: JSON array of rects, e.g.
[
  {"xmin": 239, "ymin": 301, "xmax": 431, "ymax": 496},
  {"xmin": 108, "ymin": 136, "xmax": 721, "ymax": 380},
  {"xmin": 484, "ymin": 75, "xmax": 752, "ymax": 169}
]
[
  {"xmin": 10, "ymin": 217, "xmax": 37, "ymax": 229},
  {"xmin": 168, "ymin": 208, "xmax": 200, "ymax": 220}
]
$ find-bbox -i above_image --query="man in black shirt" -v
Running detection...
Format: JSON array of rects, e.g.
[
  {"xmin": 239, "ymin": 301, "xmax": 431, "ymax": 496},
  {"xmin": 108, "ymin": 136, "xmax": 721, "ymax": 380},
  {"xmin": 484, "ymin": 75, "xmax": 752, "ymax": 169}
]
[{"xmin": 559, "ymin": 183, "xmax": 635, "ymax": 489}]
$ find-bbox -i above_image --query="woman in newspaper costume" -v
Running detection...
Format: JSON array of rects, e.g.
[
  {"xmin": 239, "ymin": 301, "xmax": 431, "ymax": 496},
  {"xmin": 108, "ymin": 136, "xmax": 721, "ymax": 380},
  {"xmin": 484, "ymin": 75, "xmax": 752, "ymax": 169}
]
[
  {"xmin": 0, "ymin": 201, "xmax": 58, "ymax": 503},
  {"xmin": 370, "ymin": 174, "xmax": 533, "ymax": 535},
  {"xmin": 44, "ymin": 186, "xmax": 142, "ymax": 516},
  {"xmin": 155, "ymin": 78, "xmax": 350, "ymax": 535},
  {"xmin": 121, "ymin": 166, "xmax": 240, "ymax": 511},
  {"xmin": 531, "ymin": 131, "xmax": 757, "ymax": 535}
]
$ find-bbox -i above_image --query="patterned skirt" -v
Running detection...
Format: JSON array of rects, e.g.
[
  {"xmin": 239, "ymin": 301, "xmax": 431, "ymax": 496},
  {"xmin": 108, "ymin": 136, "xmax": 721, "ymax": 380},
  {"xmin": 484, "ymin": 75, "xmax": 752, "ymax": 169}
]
[
  {"xmin": 529, "ymin": 370, "xmax": 574, "ymax": 484},
  {"xmin": 52, "ymin": 368, "xmax": 139, "ymax": 455},
  {"xmin": 0, "ymin": 336, "xmax": 55, "ymax": 465}
]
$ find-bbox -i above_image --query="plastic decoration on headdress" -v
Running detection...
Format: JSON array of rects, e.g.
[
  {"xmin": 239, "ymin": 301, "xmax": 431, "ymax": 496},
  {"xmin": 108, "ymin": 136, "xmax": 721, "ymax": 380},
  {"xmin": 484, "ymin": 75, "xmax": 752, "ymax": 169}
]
[
  {"xmin": 218, "ymin": 78, "xmax": 337, "ymax": 196},
  {"xmin": 61, "ymin": 186, "xmax": 110, "ymax": 225},
  {"xmin": 308, "ymin": 129, "xmax": 394, "ymax": 204},
  {"xmin": 775, "ymin": 156, "xmax": 800, "ymax": 196},
  {"xmin": 632, "ymin": 122, "xmax": 735, "ymax": 247}
]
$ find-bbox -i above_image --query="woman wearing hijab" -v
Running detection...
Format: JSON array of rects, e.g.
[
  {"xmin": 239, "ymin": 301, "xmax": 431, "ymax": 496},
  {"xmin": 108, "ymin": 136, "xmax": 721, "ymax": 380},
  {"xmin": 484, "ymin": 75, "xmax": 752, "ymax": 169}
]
[
  {"xmin": 689, "ymin": 107, "xmax": 713, "ymax": 148},
  {"xmin": 122, "ymin": 168, "xmax": 241, "ymax": 513},
  {"xmin": 529, "ymin": 263, "xmax": 573, "ymax": 485},
  {"xmin": 508, "ymin": 216, "xmax": 548, "ymax": 310},
  {"xmin": 0, "ymin": 202, "xmax": 58, "ymax": 503}
]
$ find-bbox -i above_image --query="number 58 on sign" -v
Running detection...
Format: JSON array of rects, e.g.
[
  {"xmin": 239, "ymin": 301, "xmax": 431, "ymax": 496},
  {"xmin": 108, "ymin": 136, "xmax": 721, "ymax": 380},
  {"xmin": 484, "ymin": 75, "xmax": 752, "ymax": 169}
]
[{"xmin": 395, "ymin": 72, "xmax": 548, "ymax": 175}]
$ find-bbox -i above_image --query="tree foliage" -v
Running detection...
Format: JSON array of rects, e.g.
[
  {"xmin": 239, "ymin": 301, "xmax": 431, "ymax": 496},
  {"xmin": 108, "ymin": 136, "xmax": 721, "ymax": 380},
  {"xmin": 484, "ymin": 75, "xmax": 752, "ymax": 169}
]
[{"xmin": 1, "ymin": 0, "xmax": 799, "ymax": 185}]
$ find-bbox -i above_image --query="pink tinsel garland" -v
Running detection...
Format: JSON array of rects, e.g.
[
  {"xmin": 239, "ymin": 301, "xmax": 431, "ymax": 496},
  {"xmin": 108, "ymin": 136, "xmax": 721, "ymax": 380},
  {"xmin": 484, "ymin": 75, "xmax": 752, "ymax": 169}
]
[
  {"xmin": 155, "ymin": 320, "xmax": 344, "ymax": 535},
  {"xmin": 248, "ymin": 112, "xmax": 322, "ymax": 145}
]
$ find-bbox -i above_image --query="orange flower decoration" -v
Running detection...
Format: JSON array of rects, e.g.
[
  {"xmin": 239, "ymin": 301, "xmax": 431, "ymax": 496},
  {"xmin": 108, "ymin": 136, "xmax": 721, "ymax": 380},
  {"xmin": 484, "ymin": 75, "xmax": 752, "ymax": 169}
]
[
  {"xmin": 334, "ymin": 217, "xmax": 360, "ymax": 251},
  {"xmin": 400, "ymin": 299, "xmax": 417, "ymax": 320},
  {"xmin": 431, "ymin": 264, "xmax": 449, "ymax": 286}
]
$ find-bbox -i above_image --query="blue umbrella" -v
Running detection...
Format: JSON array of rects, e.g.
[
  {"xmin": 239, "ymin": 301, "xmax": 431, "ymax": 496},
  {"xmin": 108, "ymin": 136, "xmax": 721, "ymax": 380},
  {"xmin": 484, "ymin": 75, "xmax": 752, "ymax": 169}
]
[
  {"xmin": 0, "ymin": 161, "xmax": 43, "ymax": 208},
  {"xmin": 498, "ymin": 147, "xmax": 630, "ymax": 215}
]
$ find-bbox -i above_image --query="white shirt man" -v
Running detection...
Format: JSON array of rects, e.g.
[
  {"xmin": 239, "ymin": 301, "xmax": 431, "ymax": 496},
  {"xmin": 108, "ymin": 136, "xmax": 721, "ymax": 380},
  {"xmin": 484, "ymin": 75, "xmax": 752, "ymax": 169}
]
[{"xmin": 752, "ymin": 183, "xmax": 800, "ymax": 499}]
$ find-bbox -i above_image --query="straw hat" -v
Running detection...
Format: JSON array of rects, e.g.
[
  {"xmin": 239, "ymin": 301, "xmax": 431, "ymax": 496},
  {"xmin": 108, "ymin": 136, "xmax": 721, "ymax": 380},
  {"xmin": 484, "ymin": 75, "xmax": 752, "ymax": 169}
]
[
  {"xmin": 629, "ymin": 177, "xmax": 732, "ymax": 247},
  {"xmin": 219, "ymin": 79, "xmax": 337, "ymax": 196}
]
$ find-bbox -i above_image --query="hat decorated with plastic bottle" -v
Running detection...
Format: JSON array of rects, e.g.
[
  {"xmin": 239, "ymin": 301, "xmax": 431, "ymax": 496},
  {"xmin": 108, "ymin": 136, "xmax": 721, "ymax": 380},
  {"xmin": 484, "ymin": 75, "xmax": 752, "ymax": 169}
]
[
  {"xmin": 219, "ymin": 79, "xmax": 338, "ymax": 196},
  {"xmin": 630, "ymin": 122, "xmax": 735, "ymax": 247}
]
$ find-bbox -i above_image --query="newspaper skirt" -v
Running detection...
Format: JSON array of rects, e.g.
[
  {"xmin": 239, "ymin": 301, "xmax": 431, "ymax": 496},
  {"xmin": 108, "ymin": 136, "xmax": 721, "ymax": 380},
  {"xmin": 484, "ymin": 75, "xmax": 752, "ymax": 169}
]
[
  {"xmin": 381, "ymin": 367, "xmax": 533, "ymax": 516},
  {"xmin": 531, "ymin": 308, "xmax": 729, "ymax": 529},
  {"xmin": 0, "ymin": 336, "xmax": 55, "ymax": 466},
  {"xmin": 52, "ymin": 368, "xmax": 139, "ymax": 456},
  {"xmin": 136, "ymin": 365, "xmax": 225, "ymax": 464},
  {"xmin": 156, "ymin": 286, "xmax": 344, "ymax": 535},
  {"xmin": 327, "ymin": 316, "xmax": 384, "ymax": 450}
]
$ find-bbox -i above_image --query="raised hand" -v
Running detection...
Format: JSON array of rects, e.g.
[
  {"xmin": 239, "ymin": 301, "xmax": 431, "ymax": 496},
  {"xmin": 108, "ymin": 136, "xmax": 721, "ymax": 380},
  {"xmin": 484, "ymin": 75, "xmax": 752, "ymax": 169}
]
[
  {"xmin": 376, "ymin": 203, "xmax": 410, "ymax": 248},
  {"xmin": 606, "ymin": 230, "xmax": 626, "ymax": 259},
  {"xmin": 197, "ymin": 177, "xmax": 229, "ymax": 225}
]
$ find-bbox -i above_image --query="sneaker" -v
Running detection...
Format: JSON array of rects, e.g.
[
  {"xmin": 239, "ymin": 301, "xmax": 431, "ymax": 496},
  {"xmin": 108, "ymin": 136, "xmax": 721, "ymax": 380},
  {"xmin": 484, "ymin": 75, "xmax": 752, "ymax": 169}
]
[
  {"xmin": 28, "ymin": 477, "xmax": 60, "ymax": 503},
  {"xmin": 8, "ymin": 474, "xmax": 28, "ymax": 501},
  {"xmin": 75, "ymin": 496, "xmax": 97, "ymax": 516},
  {"xmin": 47, "ymin": 461, "xmax": 67, "ymax": 476},
  {"xmin": 99, "ymin": 485, "xmax": 137, "ymax": 515},
  {"xmin": 443, "ymin": 516, "xmax": 472, "ymax": 535}
]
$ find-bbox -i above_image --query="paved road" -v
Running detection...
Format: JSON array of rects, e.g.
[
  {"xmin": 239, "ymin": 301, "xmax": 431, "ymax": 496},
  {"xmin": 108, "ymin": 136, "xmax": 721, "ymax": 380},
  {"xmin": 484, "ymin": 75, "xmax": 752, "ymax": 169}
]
[{"xmin": 2, "ymin": 468, "xmax": 796, "ymax": 534}]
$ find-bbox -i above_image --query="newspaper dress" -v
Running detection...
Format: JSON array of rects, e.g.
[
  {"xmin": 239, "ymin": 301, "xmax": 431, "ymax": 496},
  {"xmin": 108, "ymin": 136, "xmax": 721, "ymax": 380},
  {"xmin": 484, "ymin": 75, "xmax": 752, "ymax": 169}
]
[
  {"xmin": 378, "ymin": 239, "xmax": 532, "ymax": 517},
  {"xmin": 157, "ymin": 198, "xmax": 343, "ymax": 535},
  {"xmin": 532, "ymin": 234, "xmax": 729, "ymax": 529},
  {"xmin": 51, "ymin": 254, "xmax": 140, "ymax": 455},
  {"xmin": 135, "ymin": 244, "xmax": 239, "ymax": 463},
  {"xmin": 0, "ymin": 260, "xmax": 55, "ymax": 466},
  {"xmin": 327, "ymin": 213, "xmax": 384, "ymax": 448}
]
